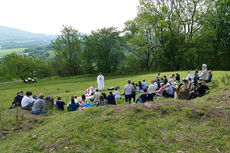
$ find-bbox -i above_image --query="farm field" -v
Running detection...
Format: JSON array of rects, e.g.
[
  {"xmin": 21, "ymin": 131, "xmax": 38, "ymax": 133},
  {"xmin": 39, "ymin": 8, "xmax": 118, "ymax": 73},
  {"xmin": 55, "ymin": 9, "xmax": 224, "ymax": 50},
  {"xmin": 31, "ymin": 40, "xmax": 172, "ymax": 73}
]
[
  {"xmin": 0, "ymin": 48, "xmax": 25, "ymax": 56},
  {"xmin": 0, "ymin": 71, "xmax": 230, "ymax": 152}
]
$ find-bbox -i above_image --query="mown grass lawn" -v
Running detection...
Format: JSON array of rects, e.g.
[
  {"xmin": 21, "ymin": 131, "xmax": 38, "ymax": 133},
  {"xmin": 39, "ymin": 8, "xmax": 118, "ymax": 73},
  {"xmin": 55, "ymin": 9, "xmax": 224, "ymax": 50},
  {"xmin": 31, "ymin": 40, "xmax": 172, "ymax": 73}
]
[{"xmin": 0, "ymin": 71, "xmax": 230, "ymax": 152}]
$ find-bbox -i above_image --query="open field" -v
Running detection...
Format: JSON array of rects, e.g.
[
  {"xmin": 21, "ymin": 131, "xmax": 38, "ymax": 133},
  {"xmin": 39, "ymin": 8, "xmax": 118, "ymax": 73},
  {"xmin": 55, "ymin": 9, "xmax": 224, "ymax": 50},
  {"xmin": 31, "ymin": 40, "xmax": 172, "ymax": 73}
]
[
  {"xmin": 0, "ymin": 48, "xmax": 25, "ymax": 56},
  {"xmin": 0, "ymin": 71, "xmax": 230, "ymax": 152}
]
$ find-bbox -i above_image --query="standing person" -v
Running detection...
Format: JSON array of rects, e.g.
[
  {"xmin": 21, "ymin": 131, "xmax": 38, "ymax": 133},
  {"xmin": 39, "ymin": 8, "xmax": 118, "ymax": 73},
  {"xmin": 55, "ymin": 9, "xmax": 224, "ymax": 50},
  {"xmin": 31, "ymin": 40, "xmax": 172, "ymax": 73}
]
[
  {"xmin": 21, "ymin": 91, "xmax": 35, "ymax": 110},
  {"xmin": 199, "ymin": 64, "xmax": 208, "ymax": 81},
  {"xmin": 97, "ymin": 72, "xmax": 104, "ymax": 90},
  {"xmin": 147, "ymin": 80, "xmax": 158, "ymax": 101},
  {"xmin": 131, "ymin": 83, "xmax": 136, "ymax": 102},
  {"xmin": 56, "ymin": 97, "xmax": 65, "ymax": 111},
  {"xmin": 32, "ymin": 93, "xmax": 47, "ymax": 115},
  {"xmin": 124, "ymin": 80, "xmax": 134, "ymax": 104}
]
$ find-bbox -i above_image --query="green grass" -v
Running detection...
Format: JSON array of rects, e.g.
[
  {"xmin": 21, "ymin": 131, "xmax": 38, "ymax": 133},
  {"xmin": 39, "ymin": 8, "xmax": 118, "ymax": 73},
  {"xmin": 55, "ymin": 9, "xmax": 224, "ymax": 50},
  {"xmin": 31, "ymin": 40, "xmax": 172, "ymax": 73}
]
[
  {"xmin": 0, "ymin": 71, "xmax": 229, "ymax": 152},
  {"xmin": 0, "ymin": 48, "xmax": 25, "ymax": 56}
]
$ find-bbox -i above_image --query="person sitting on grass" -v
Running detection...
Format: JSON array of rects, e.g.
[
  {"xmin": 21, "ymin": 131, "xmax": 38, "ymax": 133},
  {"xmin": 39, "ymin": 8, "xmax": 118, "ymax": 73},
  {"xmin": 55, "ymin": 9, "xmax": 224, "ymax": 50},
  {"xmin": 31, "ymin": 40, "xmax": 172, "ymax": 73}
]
[
  {"xmin": 67, "ymin": 97, "xmax": 79, "ymax": 112},
  {"xmin": 135, "ymin": 89, "xmax": 148, "ymax": 104},
  {"xmin": 157, "ymin": 83, "xmax": 166, "ymax": 96},
  {"xmin": 163, "ymin": 76, "xmax": 168, "ymax": 85},
  {"xmin": 80, "ymin": 94, "xmax": 88, "ymax": 106},
  {"xmin": 32, "ymin": 93, "xmax": 47, "ymax": 115},
  {"xmin": 176, "ymin": 73, "xmax": 180, "ymax": 83},
  {"xmin": 142, "ymin": 80, "xmax": 147, "ymax": 89},
  {"xmin": 107, "ymin": 92, "xmax": 116, "ymax": 105},
  {"xmin": 98, "ymin": 94, "xmax": 107, "ymax": 106},
  {"xmin": 205, "ymin": 70, "xmax": 212, "ymax": 83},
  {"xmin": 93, "ymin": 89, "xmax": 101, "ymax": 105},
  {"xmin": 113, "ymin": 88, "xmax": 121, "ymax": 99},
  {"xmin": 197, "ymin": 81, "xmax": 209, "ymax": 97},
  {"xmin": 189, "ymin": 85, "xmax": 199, "ymax": 100},
  {"xmin": 163, "ymin": 83, "xmax": 174, "ymax": 98},
  {"xmin": 138, "ymin": 81, "xmax": 143, "ymax": 91},
  {"xmin": 9, "ymin": 91, "xmax": 24, "ymax": 109},
  {"xmin": 56, "ymin": 97, "xmax": 65, "ymax": 111},
  {"xmin": 21, "ymin": 91, "xmax": 35, "ymax": 110}
]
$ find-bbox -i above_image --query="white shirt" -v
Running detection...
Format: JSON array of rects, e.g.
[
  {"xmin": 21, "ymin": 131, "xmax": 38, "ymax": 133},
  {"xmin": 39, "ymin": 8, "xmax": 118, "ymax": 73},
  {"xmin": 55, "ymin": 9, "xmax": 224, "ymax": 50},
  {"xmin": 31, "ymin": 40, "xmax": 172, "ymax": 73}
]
[
  {"xmin": 147, "ymin": 83, "xmax": 158, "ymax": 94},
  {"xmin": 113, "ymin": 90, "xmax": 120, "ymax": 99},
  {"xmin": 21, "ymin": 96, "xmax": 35, "ymax": 108}
]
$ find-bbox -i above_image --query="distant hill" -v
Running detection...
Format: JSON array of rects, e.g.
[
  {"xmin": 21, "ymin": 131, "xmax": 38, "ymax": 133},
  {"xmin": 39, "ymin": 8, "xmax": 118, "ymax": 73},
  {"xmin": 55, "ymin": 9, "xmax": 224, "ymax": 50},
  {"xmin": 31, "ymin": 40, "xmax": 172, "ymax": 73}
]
[{"xmin": 0, "ymin": 25, "xmax": 56, "ymax": 49}]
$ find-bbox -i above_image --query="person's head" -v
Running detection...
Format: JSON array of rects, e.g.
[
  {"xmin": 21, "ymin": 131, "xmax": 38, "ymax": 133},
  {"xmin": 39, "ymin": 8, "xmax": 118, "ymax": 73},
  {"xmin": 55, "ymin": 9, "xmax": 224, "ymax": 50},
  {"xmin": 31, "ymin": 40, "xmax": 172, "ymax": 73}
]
[
  {"xmin": 208, "ymin": 70, "xmax": 212, "ymax": 74},
  {"xmin": 109, "ymin": 91, "xmax": 113, "ymax": 95},
  {"xmin": 71, "ymin": 96, "xmax": 75, "ymax": 104},
  {"xmin": 82, "ymin": 94, "xmax": 86, "ymax": 100},
  {"xmin": 202, "ymin": 64, "xmax": 207, "ymax": 70},
  {"xmin": 176, "ymin": 73, "xmax": 179, "ymax": 76},
  {"xmin": 201, "ymin": 81, "xmax": 206, "ymax": 85},
  {"xmin": 143, "ymin": 80, "xmax": 145, "ymax": 82},
  {"xmin": 138, "ymin": 81, "xmax": 142, "ymax": 85},
  {"xmin": 195, "ymin": 70, "xmax": 198, "ymax": 74},
  {"xmin": 100, "ymin": 95, "xmax": 104, "ymax": 101},
  {"xmin": 172, "ymin": 74, "xmax": 175, "ymax": 77},
  {"xmin": 99, "ymin": 72, "xmax": 102, "ymax": 75},
  {"xmin": 102, "ymin": 93, "xmax": 106, "ymax": 99},
  {"xmin": 151, "ymin": 80, "xmax": 155, "ymax": 84},
  {"xmin": 74, "ymin": 96, "xmax": 77, "ymax": 99},
  {"xmin": 164, "ymin": 75, "xmax": 167, "ymax": 78},
  {"xmin": 156, "ymin": 78, "xmax": 160, "ymax": 82},
  {"xmin": 26, "ymin": 91, "xmax": 32, "ymax": 97},
  {"xmin": 57, "ymin": 97, "xmax": 61, "ymax": 101},
  {"xmin": 160, "ymin": 78, "xmax": 163, "ymax": 81},
  {"xmin": 188, "ymin": 78, "xmax": 192, "ymax": 82},
  {"xmin": 38, "ymin": 93, "xmax": 45, "ymax": 99},
  {"xmin": 188, "ymin": 70, "xmax": 191, "ymax": 74},
  {"xmin": 158, "ymin": 73, "xmax": 160, "ymax": 76},
  {"xmin": 132, "ymin": 83, "xmax": 134, "ymax": 86},
  {"xmin": 160, "ymin": 83, "xmax": 164, "ymax": 87},
  {"xmin": 115, "ymin": 88, "xmax": 118, "ymax": 91},
  {"xmin": 127, "ymin": 80, "xmax": 131, "ymax": 84},
  {"xmin": 166, "ymin": 83, "xmax": 170, "ymax": 87},
  {"xmin": 143, "ymin": 88, "xmax": 147, "ymax": 93},
  {"xmin": 96, "ymin": 89, "xmax": 99, "ymax": 92}
]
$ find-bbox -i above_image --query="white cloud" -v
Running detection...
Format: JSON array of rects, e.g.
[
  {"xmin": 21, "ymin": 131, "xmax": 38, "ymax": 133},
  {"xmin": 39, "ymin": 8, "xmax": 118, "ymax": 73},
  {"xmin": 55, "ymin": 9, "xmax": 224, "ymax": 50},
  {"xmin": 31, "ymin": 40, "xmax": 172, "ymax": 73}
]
[{"xmin": 0, "ymin": 0, "xmax": 139, "ymax": 34}]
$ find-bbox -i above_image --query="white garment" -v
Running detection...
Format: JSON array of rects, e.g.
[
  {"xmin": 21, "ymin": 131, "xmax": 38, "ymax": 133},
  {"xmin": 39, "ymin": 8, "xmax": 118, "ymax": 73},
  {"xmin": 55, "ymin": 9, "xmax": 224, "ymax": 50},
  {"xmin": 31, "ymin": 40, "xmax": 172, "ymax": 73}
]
[
  {"xmin": 97, "ymin": 75, "xmax": 104, "ymax": 90},
  {"xmin": 113, "ymin": 91, "xmax": 120, "ymax": 99},
  {"xmin": 199, "ymin": 68, "xmax": 207, "ymax": 80},
  {"xmin": 186, "ymin": 73, "xmax": 193, "ymax": 80},
  {"xmin": 21, "ymin": 96, "xmax": 35, "ymax": 108},
  {"xmin": 147, "ymin": 82, "xmax": 158, "ymax": 94}
]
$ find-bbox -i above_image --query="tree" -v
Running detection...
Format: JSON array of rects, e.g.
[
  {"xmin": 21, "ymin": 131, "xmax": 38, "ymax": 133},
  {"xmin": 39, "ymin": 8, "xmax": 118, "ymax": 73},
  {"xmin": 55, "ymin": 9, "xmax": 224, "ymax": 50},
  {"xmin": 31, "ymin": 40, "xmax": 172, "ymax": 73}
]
[
  {"xmin": 83, "ymin": 27, "xmax": 125, "ymax": 73},
  {"xmin": 52, "ymin": 26, "xmax": 82, "ymax": 76}
]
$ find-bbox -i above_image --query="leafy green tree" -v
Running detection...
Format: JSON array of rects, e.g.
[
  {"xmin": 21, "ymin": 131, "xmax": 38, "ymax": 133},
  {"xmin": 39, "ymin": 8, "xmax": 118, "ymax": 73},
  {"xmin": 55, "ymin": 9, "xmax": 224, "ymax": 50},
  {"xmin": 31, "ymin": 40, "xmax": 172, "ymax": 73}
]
[
  {"xmin": 83, "ymin": 27, "xmax": 125, "ymax": 73},
  {"xmin": 52, "ymin": 26, "xmax": 82, "ymax": 76}
]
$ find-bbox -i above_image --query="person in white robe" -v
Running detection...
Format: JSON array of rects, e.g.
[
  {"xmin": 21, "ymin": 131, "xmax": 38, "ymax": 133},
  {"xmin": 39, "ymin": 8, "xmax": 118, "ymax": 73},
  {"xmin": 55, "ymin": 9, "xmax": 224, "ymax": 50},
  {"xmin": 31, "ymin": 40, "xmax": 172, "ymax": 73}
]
[
  {"xmin": 97, "ymin": 73, "xmax": 104, "ymax": 90},
  {"xmin": 199, "ymin": 64, "xmax": 208, "ymax": 81}
]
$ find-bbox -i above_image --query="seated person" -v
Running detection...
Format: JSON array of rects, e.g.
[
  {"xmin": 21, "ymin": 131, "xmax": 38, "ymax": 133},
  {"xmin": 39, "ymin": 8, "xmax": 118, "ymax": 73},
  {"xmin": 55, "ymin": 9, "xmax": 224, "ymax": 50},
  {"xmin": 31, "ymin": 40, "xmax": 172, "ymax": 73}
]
[
  {"xmin": 67, "ymin": 97, "xmax": 79, "ymax": 111},
  {"xmin": 98, "ymin": 95, "xmax": 107, "ymax": 106},
  {"xmin": 135, "ymin": 84, "xmax": 140, "ymax": 93},
  {"xmin": 138, "ymin": 81, "xmax": 143, "ymax": 91},
  {"xmin": 93, "ymin": 89, "xmax": 101, "ymax": 104},
  {"xmin": 205, "ymin": 70, "xmax": 212, "ymax": 83},
  {"xmin": 176, "ymin": 80, "xmax": 190, "ymax": 100},
  {"xmin": 74, "ymin": 96, "xmax": 79, "ymax": 104},
  {"xmin": 197, "ymin": 81, "xmax": 209, "ymax": 97},
  {"xmin": 163, "ymin": 76, "xmax": 168, "ymax": 85},
  {"xmin": 176, "ymin": 73, "xmax": 180, "ymax": 82},
  {"xmin": 32, "ymin": 93, "xmax": 47, "ymax": 115},
  {"xmin": 163, "ymin": 84, "xmax": 174, "ymax": 98},
  {"xmin": 135, "ymin": 89, "xmax": 148, "ymax": 103},
  {"xmin": 189, "ymin": 86, "xmax": 199, "ymax": 100},
  {"xmin": 113, "ymin": 88, "xmax": 121, "ymax": 99},
  {"xmin": 9, "ymin": 91, "xmax": 24, "ymax": 109},
  {"xmin": 157, "ymin": 83, "xmax": 166, "ymax": 96},
  {"xmin": 21, "ymin": 91, "xmax": 35, "ymax": 110},
  {"xmin": 107, "ymin": 92, "xmax": 116, "ymax": 105},
  {"xmin": 56, "ymin": 97, "xmax": 65, "ymax": 111},
  {"xmin": 80, "ymin": 95, "xmax": 88, "ymax": 106},
  {"xmin": 142, "ymin": 80, "xmax": 147, "ymax": 89}
]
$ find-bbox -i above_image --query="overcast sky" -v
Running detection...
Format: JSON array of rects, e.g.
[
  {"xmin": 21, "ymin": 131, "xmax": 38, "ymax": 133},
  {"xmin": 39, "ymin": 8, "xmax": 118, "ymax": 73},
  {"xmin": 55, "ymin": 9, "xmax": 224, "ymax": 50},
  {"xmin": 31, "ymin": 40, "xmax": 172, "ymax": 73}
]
[{"xmin": 0, "ymin": 0, "xmax": 139, "ymax": 35}]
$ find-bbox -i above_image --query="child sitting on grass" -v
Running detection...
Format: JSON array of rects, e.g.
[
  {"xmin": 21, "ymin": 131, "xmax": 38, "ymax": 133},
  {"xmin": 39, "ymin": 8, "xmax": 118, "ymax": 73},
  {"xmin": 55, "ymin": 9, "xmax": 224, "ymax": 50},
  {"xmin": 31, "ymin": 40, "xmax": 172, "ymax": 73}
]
[
  {"xmin": 135, "ymin": 89, "xmax": 148, "ymax": 104},
  {"xmin": 80, "ymin": 95, "xmax": 88, "ymax": 106},
  {"xmin": 56, "ymin": 97, "xmax": 65, "ymax": 111},
  {"xmin": 67, "ymin": 97, "xmax": 79, "ymax": 112}
]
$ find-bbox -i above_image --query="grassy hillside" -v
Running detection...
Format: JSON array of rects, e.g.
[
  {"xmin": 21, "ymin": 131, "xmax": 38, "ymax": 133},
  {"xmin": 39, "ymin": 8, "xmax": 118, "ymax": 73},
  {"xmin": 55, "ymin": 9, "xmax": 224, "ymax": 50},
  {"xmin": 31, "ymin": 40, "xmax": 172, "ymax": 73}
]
[
  {"xmin": 0, "ymin": 71, "xmax": 229, "ymax": 152},
  {"xmin": 0, "ymin": 48, "xmax": 25, "ymax": 56}
]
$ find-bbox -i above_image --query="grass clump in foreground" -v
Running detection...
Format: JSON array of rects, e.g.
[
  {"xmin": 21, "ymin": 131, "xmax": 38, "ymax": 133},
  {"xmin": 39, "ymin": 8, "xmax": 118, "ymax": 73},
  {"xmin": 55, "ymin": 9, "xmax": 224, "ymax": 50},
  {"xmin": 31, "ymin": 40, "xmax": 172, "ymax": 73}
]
[{"xmin": 0, "ymin": 71, "xmax": 230, "ymax": 152}]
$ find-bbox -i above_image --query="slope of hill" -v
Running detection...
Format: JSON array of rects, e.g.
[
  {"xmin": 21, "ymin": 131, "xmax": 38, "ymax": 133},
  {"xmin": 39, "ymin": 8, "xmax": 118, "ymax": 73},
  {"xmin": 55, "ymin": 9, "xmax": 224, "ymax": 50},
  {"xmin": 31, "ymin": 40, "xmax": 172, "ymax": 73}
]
[
  {"xmin": 0, "ymin": 25, "xmax": 56, "ymax": 49},
  {"xmin": 0, "ymin": 71, "xmax": 229, "ymax": 152}
]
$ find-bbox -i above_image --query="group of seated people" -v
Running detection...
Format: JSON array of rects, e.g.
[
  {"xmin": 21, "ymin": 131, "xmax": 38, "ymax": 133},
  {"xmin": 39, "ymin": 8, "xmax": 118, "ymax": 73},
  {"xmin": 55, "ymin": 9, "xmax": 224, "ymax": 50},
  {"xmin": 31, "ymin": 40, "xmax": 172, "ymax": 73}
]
[
  {"xmin": 9, "ymin": 64, "xmax": 212, "ymax": 115},
  {"xmin": 124, "ymin": 64, "xmax": 212, "ymax": 103}
]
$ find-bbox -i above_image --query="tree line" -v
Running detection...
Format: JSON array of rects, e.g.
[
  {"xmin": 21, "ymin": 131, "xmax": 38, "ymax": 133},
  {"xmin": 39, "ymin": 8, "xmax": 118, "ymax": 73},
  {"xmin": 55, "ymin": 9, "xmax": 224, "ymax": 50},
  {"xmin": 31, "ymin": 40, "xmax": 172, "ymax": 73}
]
[{"xmin": 0, "ymin": 0, "xmax": 229, "ymax": 80}]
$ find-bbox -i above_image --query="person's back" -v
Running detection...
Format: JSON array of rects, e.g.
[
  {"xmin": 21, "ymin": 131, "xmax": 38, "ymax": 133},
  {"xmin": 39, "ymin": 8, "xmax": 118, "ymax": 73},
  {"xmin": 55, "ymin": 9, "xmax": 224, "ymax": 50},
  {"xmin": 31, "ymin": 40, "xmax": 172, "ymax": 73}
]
[
  {"xmin": 68, "ymin": 103, "xmax": 78, "ymax": 111},
  {"xmin": 124, "ymin": 84, "xmax": 134, "ymax": 95},
  {"xmin": 94, "ymin": 90, "xmax": 101, "ymax": 103},
  {"xmin": 142, "ymin": 80, "xmax": 147, "ymax": 89},
  {"xmin": 21, "ymin": 91, "xmax": 35, "ymax": 109},
  {"xmin": 32, "ymin": 93, "xmax": 46, "ymax": 115},
  {"xmin": 113, "ymin": 88, "xmax": 120, "ymax": 99},
  {"xmin": 107, "ymin": 92, "xmax": 116, "ymax": 105},
  {"xmin": 136, "ymin": 89, "xmax": 148, "ymax": 103},
  {"xmin": 56, "ymin": 97, "xmax": 65, "ymax": 111},
  {"xmin": 197, "ymin": 83, "xmax": 209, "ymax": 96}
]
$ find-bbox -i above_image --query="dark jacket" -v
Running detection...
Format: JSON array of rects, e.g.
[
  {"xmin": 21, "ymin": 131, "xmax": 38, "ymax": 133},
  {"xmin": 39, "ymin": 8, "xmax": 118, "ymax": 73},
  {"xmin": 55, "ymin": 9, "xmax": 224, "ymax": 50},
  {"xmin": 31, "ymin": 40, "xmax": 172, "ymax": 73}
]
[
  {"xmin": 56, "ymin": 100, "xmax": 65, "ymax": 111},
  {"xmin": 107, "ymin": 94, "xmax": 116, "ymax": 105},
  {"xmin": 140, "ymin": 93, "xmax": 148, "ymax": 103}
]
